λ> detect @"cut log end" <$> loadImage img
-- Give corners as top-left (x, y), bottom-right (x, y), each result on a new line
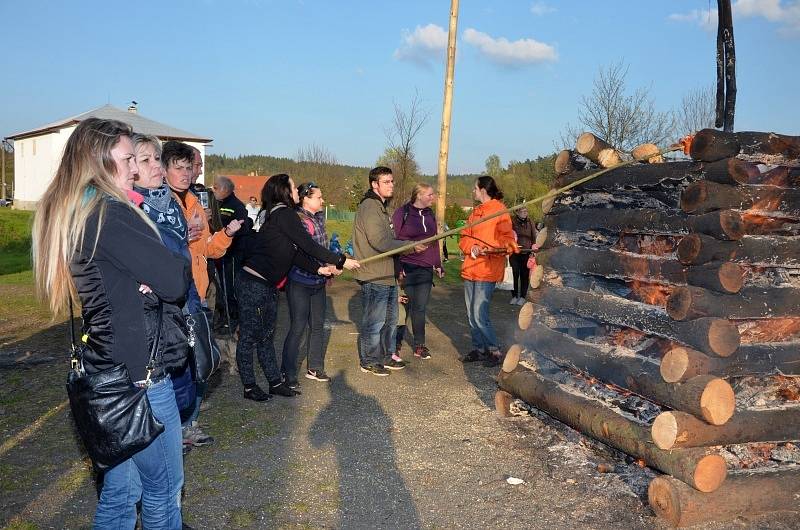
top-left (494, 390), bottom-right (514, 417)
top-left (677, 234), bottom-right (702, 265)
top-left (719, 210), bottom-right (744, 240)
top-left (648, 476), bottom-right (685, 526)
top-left (535, 227), bottom-right (548, 248)
top-left (555, 150), bottom-right (574, 175)
top-left (651, 412), bottom-right (680, 450)
top-left (632, 143), bottom-right (663, 163)
top-left (502, 344), bottom-right (522, 373)
top-left (693, 454), bottom-right (727, 492)
top-left (518, 302), bottom-right (534, 330)
top-left (718, 262), bottom-right (744, 293)
top-left (707, 319), bottom-right (740, 357)
top-left (530, 265), bottom-right (545, 289)
top-left (660, 348), bottom-right (691, 383)
top-left (541, 196), bottom-right (555, 215)
top-left (680, 182), bottom-right (709, 213)
top-left (700, 377), bottom-right (735, 426)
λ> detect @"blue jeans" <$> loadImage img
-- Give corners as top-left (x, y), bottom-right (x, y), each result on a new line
top-left (94, 377), bottom-right (183, 529)
top-left (358, 282), bottom-right (398, 366)
top-left (463, 280), bottom-right (499, 352)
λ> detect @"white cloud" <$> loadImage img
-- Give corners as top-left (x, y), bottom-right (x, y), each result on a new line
top-left (394, 24), bottom-right (448, 66)
top-left (668, 0), bottom-right (800, 35)
top-left (462, 28), bottom-right (557, 66)
top-left (530, 1), bottom-right (556, 16)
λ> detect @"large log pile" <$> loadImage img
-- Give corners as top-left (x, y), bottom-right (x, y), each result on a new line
top-left (499, 129), bottom-right (800, 527)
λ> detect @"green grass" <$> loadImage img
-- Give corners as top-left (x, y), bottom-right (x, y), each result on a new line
top-left (0, 209), bottom-right (33, 275)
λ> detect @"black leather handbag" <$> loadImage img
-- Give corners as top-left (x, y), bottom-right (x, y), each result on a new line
top-left (186, 307), bottom-right (220, 383)
top-left (66, 299), bottom-right (165, 472)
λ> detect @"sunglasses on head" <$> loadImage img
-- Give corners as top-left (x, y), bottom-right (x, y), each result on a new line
top-left (297, 182), bottom-right (318, 198)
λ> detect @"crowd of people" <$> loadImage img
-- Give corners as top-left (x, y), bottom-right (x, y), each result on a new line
top-left (31, 117), bottom-right (532, 528)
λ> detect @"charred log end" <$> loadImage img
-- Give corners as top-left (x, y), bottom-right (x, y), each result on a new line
top-left (502, 344), bottom-right (522, 373)
top-left (651, 412), bottom-right (680, 450)
top-left (494, 390), bottom-right (515, 417)
top-left (707, 319), bottom-right (740, 357)
top-left (518, 302), bottom-right (534, 330)
top-left (700, 377), bottom-right (735, 425)
top-left (666, 287), bottom-right (692, 321)
top-left (729, 157), bottom-right (761, 184)
top-left (718, 262), bottom-right (744, 293)
top-left (677, 234), bottom-right (701, 265)
top-left (648, 476), bottom-right (684, 526)
top-left (693, 454), bottom-right (727, 492)
top-left (719, 210), bottom-right (744, 240)
top-left (681, 182), bottom-right (709, 214)
top-left (660, 347), bottom-right (691, 383)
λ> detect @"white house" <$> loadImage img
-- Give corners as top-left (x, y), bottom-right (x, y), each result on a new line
top-left (6, 104), bottom-right (213, 209)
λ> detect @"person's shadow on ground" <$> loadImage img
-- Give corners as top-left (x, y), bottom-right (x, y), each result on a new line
top-left (308, 372), bottom-right (421, 529)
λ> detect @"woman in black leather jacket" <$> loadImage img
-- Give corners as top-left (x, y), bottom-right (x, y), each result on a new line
top-left (32, 118), bottom-right (191, 529)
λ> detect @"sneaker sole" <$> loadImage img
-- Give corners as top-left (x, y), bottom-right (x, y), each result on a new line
top-left (305, 374), bottom-right (331, 382)
top-left (360, 366), bottom-right (390, 376)
top-left (385, 365), bottom-right (406, 370)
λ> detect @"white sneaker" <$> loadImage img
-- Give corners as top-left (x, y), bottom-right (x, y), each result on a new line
top-left (509, 297), bottom-right (519, 305)
top-left (517, 298), bottom-right (526, 305)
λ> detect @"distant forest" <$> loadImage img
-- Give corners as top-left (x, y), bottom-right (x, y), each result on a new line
top-left (206, 152), bottom-right (557, 222)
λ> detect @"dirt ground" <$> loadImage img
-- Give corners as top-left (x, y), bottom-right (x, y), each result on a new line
top-left (1, 279), bottom-right (799, 529)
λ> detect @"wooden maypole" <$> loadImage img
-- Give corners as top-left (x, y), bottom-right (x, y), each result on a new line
top-left (435, 0), bottom-right (459, 251)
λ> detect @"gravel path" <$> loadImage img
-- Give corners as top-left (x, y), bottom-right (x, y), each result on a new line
top-left (2, 280), bottom-right (798, 529)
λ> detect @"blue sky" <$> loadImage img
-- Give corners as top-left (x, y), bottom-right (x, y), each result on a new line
top-left (2, 0), bottom-right (799, 174)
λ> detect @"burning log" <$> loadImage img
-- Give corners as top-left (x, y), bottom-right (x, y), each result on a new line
top-left (660, 346), bottom-right (800, 383)
top-left (537, 246), bottom-right (744, 294)
top-left (689, 129), bottom-right (800, 166)
top-left (555, 161), bottom-right (697, 189)
top-left (667, 285), bottom-right (800, 321)
top-left (677, 233), bottom-right (800, 267)
top-left (702, 158), bottom-right (762, 186)
top-left (528, 283), bottom-right (740, 356)
top-left (546, 208), bottom-right (744, 240)
top-left (520, 322), bottom-right (735, 425)
top-left (681, 180), bottom-right (800, 217)
top-left (651, 409), bottom-right (800, 450)
top-left (648, 470), bottom-right (800, 527)
top-left (497, 367), bottom-right (728, 492)
top-left (632, 143), bottom-right (664, 163)
top-left (575, 132), bottom-right (622, 167)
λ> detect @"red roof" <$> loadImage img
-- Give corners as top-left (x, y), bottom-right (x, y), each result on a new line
top-left (218, 174), bottom-right (269, 205)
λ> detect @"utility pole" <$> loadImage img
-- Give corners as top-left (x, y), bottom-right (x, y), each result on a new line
top-left (435, 0), bottom-right (459, 255)
top-left (1, 139), bottom-right (7, 201)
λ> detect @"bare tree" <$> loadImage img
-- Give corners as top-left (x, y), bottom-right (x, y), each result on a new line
top-left (675, 85), bottom-right (716, 137)
top-left (383, 89), bottom-right (430, 201)
top-left (295, 143), bottom-right (339, 189)
top-left (559, 62), bottom-right (675, 151)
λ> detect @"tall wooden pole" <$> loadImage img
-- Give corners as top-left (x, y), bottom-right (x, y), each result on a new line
top-left (435, 0), bottom-right (459, 254)
top-left (1, 140), bottom-right (6, 201)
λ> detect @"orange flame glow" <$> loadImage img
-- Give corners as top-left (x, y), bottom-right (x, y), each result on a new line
top-left (608, 328), bottom-right (646, 348)
top-left (629, 280), bottom-right (672, 307)
top-left (738, 318), bottom-right (800, 343)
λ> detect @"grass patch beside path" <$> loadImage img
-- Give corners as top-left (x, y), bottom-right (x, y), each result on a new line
top-left (0, 209), bottom-right (33, 276)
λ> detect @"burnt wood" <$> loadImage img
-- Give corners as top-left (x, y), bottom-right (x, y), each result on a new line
top-left (681, 180), bottom-right (800, 217)
top-left (520, 322), bottom-right (735, 425)
top-left (555, 161), bottom-right (698, 190)
top-left (497, 367), bottom-right (728, 492)
top-left (690, 129), bottom-right (800, 166)
top-left (528, 283), bottom-right (740, 356)
top-left (667, 285), bottom-right (800, 320)
top-left (649, 470), bottom-right (800, 527)
top-left (537, 246), bottom-right (743, 293)
top-left (546, 209), bottom-right (744, 240)
top-left (677, 233), bottom-right (800, 267)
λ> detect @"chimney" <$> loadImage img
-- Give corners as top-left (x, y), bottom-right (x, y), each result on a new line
top-left (127, 101), bottom-right (138, 114)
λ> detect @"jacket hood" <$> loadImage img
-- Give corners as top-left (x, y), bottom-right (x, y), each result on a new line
top-left (360, 188), bottom-right (390, 207)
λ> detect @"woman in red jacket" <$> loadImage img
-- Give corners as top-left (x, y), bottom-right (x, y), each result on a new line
top-left (458, 176), bottom-right (518, 367)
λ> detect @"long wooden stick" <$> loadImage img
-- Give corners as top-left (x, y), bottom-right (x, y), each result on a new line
top-left (358, 145), bottom-right (682, 264)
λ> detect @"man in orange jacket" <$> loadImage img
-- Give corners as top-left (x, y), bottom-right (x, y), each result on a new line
top-left (459, 176), bottom-right (518, 367)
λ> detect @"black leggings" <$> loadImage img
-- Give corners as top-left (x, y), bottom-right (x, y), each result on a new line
top-left (509, 253), bottom-right (529, 299)
top-left (402, 264), bottom-right (433, 347)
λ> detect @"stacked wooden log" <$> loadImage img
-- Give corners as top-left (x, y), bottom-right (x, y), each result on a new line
top-left (498, 130), bottom-right (800, 527)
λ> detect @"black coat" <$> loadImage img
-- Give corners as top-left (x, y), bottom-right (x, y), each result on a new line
top-left (71, 198), bottom-right (191, 381)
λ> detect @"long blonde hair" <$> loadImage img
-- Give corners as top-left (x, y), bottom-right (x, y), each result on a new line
top-left (32, 118), bottom-right (156, 315)
top-left (409, 182), bottom-right (433, 205)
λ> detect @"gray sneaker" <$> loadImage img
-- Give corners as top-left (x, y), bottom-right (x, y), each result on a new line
top-left (182, 423), bottom-right (214, 447)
